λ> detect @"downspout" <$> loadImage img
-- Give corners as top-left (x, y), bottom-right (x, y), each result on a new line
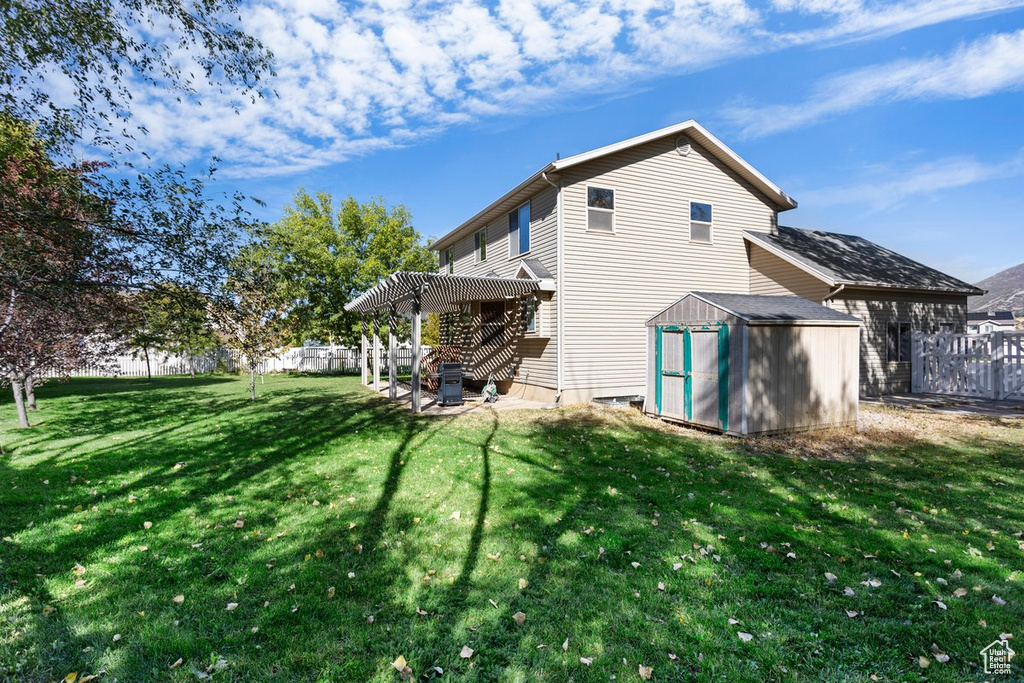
top-left (542, 170), bottom-right (563, 402)
top-left (823, 283), bottom-right (845, 304)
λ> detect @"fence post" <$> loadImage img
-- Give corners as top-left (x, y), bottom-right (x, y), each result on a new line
top-left (992, 331), bottom-right (1005, 400)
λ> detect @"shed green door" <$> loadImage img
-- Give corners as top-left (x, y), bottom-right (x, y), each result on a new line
top-left (655, 325), bottom-right (729, 431)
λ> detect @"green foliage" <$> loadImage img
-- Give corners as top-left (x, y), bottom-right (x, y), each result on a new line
top-left (0, 0), bottom-right (274, 152)
top-left (3, 376), bottom-right (1024, 681)
top-left (261, 190), bottom-right (436, 346)
top-left (125, 286), bottom-right (219, 365)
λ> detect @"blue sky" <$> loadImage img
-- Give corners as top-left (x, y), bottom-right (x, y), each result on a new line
top-left (130, 0), bottom-right (1024, 283)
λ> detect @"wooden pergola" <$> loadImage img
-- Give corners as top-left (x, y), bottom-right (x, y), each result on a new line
top-left (344, 272), bottom-right (542, 412)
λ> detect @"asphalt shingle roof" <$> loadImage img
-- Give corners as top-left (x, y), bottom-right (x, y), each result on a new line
top-left (689, 292), bottom-right (861, 323)
top-left (967, 311), bottom-right (1015, 322)
top-left (744, 226), bottom-right (984, 295)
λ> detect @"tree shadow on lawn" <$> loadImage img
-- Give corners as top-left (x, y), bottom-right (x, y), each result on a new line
top-left (0, 376), bottom-right (442, 681)
top-left (4, 380), bottom-right (1024, 682)
top-left (329, 406), bottom-right (1024, 682)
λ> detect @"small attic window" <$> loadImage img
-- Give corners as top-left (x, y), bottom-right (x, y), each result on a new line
top-left (690, 201), bottom-right (712, 243)
top-left (587, 186), bottom-right (614, 232)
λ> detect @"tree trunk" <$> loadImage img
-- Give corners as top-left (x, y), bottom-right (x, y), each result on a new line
top-left (189, 356), bottom-right (196, 379)
top-left (11, 380), bottom-right (29, 428)
top-left (143, 346), bottom-right (152, 381)
top-left (249, 366), bottom-right (256, 401)
top-left (25, 375), bottom-right (37, 411)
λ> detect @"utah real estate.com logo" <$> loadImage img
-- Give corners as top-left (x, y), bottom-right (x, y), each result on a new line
top-left (981, 638), bottom-right (1015, 675)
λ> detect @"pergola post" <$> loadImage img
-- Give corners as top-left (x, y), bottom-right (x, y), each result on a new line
top-left (360, 314), bottom-right (368, 385)
top-left (411, 290), bottom-right (422, 413)
top-left (388, 304), bottom-right (397, 401)
top-left (372, 311), bottom-right (381, 392)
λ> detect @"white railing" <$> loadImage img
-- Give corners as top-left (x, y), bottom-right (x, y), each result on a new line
top-left (912, 331), bottom-right (1024, 401)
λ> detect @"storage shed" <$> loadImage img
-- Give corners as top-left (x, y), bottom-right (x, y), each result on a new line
top-left (645, 292), bottom-right (861, 436)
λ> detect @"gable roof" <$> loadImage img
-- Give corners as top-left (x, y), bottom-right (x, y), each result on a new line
top-left (431, 120), bottom-right (797, 252)
top-left (967, 310), bottom-right (1015, 322)
top-left (745, 226), bottom-right (985, 296)
top-left (646, 292), bottom-right (861, 325)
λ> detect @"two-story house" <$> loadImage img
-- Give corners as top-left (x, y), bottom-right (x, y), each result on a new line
top-left (347, 120), bottom-right (982, 407)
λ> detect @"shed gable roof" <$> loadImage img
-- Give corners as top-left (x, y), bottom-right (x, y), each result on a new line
top-left (431, 120), bottom-right (796, 251)
top-left (745, 226), bottom-right (984, 296)
top-left (646, 292), bottom-right (861, 325)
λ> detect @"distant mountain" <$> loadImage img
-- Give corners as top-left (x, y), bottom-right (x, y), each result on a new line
top-left (970, 262), bottom-right (1024, 317)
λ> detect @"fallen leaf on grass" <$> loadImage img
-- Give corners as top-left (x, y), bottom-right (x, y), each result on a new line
top-left (933, 600), bottom-right (947, 610)
top-left (512, 612), bottom-right (526, 626)
top-left (172, 595), bottom-right (184, 604)
top-left (844, 587), bottom-right (856, 597)
top-left (845, 610), bottom-right (859, 618)
top-left (143, 521), bottom-right (152, 530)
top-left (416, 607), bottom-right (427, 616)
top-left (658, 582), bottom-right (665, 591)
top-left (668, 653), bottom-right (678, 661)
top-left (953, 588), bottom-right (968, 597)
top-left (563, 637), bottom-right (570, 651)
top-left (392, 655), bottom-right (413, 680)
top-left (518, 578), bottom-right (528, 590)
top-left (737, 632), bottom-right (753, 642)
top-left (488, 599), bottom-right (499, 609)
top-left (918, 656), bottom-right (930, 669)
top-left (460, 645), bottom-right (474, 659)
top-left (861, 579), bottom-right (881, 588)
top-left (639, 664), bottom-right (653, 679)
top-left (450, 511), bottom-right (461, 521)
top-left (72, 564), bottom-right (86, 576)
top-left (234, 520), bottom-right (244, 528)
top-left (993, 595), bottom-right (1007, 605)
top-left (580, 657), bottom-right (592, 666)
top-left (225, 602), bottom-right (238, 611)
top-left (327, 587), bottom-right (335, 599)
top-left (112, 634), bottom-right (121, 642)
top-left (631, 562), bottom-right (641, 569)
top-left (824, 572), bottom-right (837, 583)
top-left (728, 618), bottom-right (739, 625)
top-left (931, 644), bottom-right (950, 663)
top-left (169, 659), bottom-right (183, 670)
top-left (63, 674), bottom-right (77, 683)
top-left (672, 563), bottom-right (682, 571)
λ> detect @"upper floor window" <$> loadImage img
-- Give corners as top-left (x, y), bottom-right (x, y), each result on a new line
top-left (475, 228), bottom-right (487, 262)
top-left (445, 248), bottom-right (454, 274)
top-left (587, 186), bottom-right (615, 232)
top-left (508, 201), bottom-right (530, 257)
top-left (690, 201), bottom-right (712, 243)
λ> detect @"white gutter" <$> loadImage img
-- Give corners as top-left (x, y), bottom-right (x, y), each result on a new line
top-left (541, 171), bottom-right (564, 402)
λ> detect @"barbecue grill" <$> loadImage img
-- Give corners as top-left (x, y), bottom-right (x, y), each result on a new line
top-left (438, 363), bottom-right (463, 406)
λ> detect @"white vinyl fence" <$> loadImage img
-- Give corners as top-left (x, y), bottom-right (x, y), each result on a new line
top-left (912, 331), bottom-right (1024, 401)
top-left (58, 346), bottom-right (426, 378)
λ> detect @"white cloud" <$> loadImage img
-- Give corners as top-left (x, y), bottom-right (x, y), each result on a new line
top-left (797, 149), bottom-right (1024, 211)
top-left (111, 0), bottom-right (1024, 176)
top-left (726, 28), bottom-right (1024, 137)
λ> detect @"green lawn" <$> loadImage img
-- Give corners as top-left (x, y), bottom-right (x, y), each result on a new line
top-left (2, 375), bottom-right (1023, 682)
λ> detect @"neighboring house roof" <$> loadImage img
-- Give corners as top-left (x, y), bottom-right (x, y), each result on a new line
top-left (431, 120), bottom-right (798, 252)
top-left (967, 311), bottom-right (1015, 322)
top-left (647, 292), bottom-right (862, 325)
top-left (744, 226), bottom-right (985, 296)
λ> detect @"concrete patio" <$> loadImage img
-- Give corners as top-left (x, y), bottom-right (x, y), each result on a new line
top-left (862, 392), bottom-right (1024, 418)
top-left (376, 384), bottom-right (553, 415)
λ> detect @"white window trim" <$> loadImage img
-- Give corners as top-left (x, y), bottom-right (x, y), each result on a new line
top-left (585, 184), bottom-right (616, 234)
top-left (445, 248), bottom-right (454, 274)
top-left (508, 201), bottom-right (532, 260)
top-left (689, 199), bottom-right (714, 244)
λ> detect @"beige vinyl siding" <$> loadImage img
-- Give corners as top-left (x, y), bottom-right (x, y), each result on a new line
top-left (748, 245), bottom-right (831, 302)
top-left (442, 186), bottom-right (560, 389)
top-left (826, 289), bottom-right (968, 395)
top-left (561, 135), bottom-right (780, 398)
top-left (745, 324), bottom-right (859, 434)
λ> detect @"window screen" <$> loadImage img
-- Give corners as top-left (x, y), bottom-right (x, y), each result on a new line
top-left (523, 296), bottom-right (536, 333)
top-left (587, 187), bottom-right (615, 232)
top-left (690, 201), bottom-right (712, 243)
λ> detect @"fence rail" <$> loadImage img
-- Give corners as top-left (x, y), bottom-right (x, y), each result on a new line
top-left (912, 331), bottom-right (1024, 401)
top-left (53, 346), bottom-right (425, 378)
